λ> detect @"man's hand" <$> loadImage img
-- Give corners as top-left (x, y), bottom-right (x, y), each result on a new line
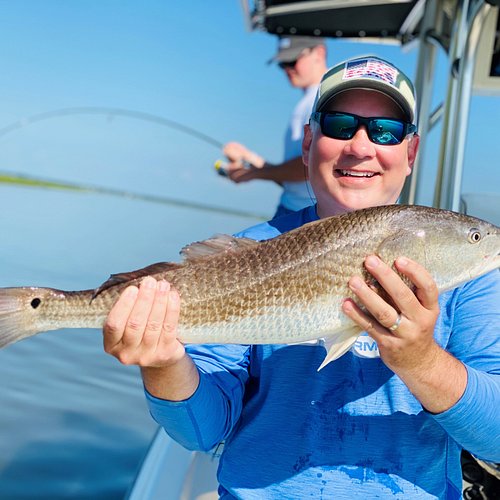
top-left (103, 276), bottom-right (200, 401)
top-left (223, 141), bottom-right (265, 176)
top-left (220, 142), bottom-right (265, 184)
top-left (103, 276), bottom-right (185, 368)
top-left (342, 255), bottom-right (467, 413)
top-left (223, 142), bottom-right (265, 167)
top-left (225, 163), bottom-right (262, 183)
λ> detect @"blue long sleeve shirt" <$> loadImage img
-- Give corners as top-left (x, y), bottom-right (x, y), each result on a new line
top-left (146, 205), bottom-right (500, 499)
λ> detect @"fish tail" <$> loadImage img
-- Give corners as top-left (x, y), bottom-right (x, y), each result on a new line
top-left (0, 288), bottom-right (39, 348)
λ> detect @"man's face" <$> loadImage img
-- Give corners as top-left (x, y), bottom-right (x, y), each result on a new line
top-left (302, 89), bottom-right (419, 218)
top-left (282, 47), bottom-right (321, 88)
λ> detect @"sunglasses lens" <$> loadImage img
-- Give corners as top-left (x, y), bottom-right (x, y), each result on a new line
top-left (322, 114), bottom-right (358, 140)
top-left (279, 60), bottom-right (297, 69)
top-left (368, 119), bottom-right (405, 145)
top-left (314, 112), bottom-right (412, 145)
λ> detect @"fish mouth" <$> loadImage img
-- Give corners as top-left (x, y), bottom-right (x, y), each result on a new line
top-left (335, 169), bottom-right (379, 178)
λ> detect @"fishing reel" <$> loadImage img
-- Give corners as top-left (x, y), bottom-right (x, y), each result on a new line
top-left (214, 159), bottom-right (253, 177)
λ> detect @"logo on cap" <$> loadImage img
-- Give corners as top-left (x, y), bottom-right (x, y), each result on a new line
top-left (343, 58), bottom-right (399, 86)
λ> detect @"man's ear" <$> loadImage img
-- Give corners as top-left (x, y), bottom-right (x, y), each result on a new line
top-left (312, 44), bottom-right (326, 61)
top-left (302, 123), bottom-right (313, 167)
top-left (406, 133), bottom-right (420, 175)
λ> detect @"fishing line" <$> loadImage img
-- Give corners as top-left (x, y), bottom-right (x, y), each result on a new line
top-left (0, 171), bottom-right (267, 221)
top-left (0, 106), bottom-right (224, 149)
top-left (0, 107), bottom-right (268, 219)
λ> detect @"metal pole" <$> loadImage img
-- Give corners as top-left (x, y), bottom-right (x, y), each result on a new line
top-left (441, 0), bottom-right (490, 210)
top-left (400, 0), bottom-right (441, 205)
top-left (434, 0), bottom-right (490, 211)
top-left (433, 0), bottom-right (470, 207)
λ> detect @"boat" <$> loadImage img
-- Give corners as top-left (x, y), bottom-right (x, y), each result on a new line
top-left (127, 1), bottom-right (500, 498)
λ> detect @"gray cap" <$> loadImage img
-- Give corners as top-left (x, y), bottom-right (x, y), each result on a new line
top-left (313, 56), bottom-right (417, 123)
top-left (268, 36), bottom-right (325, 64)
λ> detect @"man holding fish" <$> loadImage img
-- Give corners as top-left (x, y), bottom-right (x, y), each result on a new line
top-left (103, 57), bottom-right (499, 498)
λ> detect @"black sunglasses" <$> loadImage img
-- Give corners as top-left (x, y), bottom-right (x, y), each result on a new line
top-left (278, 60), bottom-right (298, 70)
top-left (310, 111), bottom-right (417, 145)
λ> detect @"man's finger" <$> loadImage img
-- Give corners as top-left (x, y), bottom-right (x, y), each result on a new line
top-left (364, 255), bottom-right (420, 318)
top-left (395, 257), bottom-right (439, 312)
top-left (103, 285), bottom-right (139, 351)
top-left (121, 276), bottom-right (157, 348)
top-left (347, 275), bottom-right (402, 332)
top-left (141, 280), bottom-right (171, 349)
top-left (158, 288), bottom-right (181, 349)
top-left (342, 298), bottom-right (392, 344)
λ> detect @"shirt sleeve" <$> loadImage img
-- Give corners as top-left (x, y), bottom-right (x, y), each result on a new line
top-left (145, 344), bottom-right (251, 452)
top-left (430, 271), bottom-right (500, 461)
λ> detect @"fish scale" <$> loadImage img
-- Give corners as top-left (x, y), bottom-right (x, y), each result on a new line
top-left (0, 205), bottom-right (499, 369)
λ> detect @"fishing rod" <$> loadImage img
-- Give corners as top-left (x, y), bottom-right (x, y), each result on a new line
top-left (0, 107), bottom-right (267, 220)
top-left (0, 106), bottom-right (224, 149)
top-left (0, 171), bottom-right (267, 221)
top-left (0, 106), bottom-right (240, 177)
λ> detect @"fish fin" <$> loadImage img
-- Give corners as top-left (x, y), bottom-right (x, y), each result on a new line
top-left (180, 234), bottom-right (259, 261)
top-left (376, 230), bottom-right (426, 292)
top-left (93, 261), bottom-right (182, 298)
top-left (317, 326), bottom-right (362, 371)
top-left (377, 230), bottom-right (425, 265)
top-left (289, 338), bottom-right (323, 346)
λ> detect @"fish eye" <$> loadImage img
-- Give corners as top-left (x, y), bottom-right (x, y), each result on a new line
top-left (31, 298), bottom-right (41, 309)
top-left (468, 229), bottom-right (482, 244)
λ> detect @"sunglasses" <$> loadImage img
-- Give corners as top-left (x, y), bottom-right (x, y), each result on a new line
top-left (278, 60), bottom-right (298, 70)
top-left (310, 111), bottom-right (417, 145)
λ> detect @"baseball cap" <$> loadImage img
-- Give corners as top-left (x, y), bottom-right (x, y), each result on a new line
top-left (268, 36), bottom-right (325, 64)
top-left (312, 56), bottom-right (417, 123)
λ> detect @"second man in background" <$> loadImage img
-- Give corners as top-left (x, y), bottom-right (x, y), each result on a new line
top-left (222, 36), bottom-right (327, 218)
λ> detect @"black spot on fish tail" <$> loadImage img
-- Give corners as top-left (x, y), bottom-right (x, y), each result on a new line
top-left (30, 298), bottom-right (41, 309)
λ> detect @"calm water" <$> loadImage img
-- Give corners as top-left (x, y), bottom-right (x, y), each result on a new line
top-left (0, 181), bottom-right (271, 499)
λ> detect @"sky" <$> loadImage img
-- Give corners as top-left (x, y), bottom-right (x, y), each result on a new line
top-left (0, 0), bottom-right (498, 220)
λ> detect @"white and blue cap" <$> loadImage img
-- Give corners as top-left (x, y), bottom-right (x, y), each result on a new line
top-left (313, 56), bottom-right (417, 123)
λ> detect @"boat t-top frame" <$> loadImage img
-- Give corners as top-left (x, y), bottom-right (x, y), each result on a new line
top-left (241, 0), bottom-right (500, 213)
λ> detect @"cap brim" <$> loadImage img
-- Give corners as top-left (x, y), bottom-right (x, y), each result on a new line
top-left (268, 48), bottom-right (305, 65)
top-left (268, 39), bottom-right (325, 65)
top-left (318, 81), bottom-right (414, 123)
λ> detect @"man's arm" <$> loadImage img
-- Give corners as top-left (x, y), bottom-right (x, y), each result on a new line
top-left (103, 277), bottom-right (250, 451)
top-left (222, 141), bottom-right (308, 184)
top-left (228, 156), bottom-right (308, 184)
top-left (144, 344), bottom-right (251, 452)
top-left (342, 255), bottom-right (466, 414)
top-left (343, 258), bottom-right (500, 459)
top-left (430, 272), bottom-right (500, 460)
